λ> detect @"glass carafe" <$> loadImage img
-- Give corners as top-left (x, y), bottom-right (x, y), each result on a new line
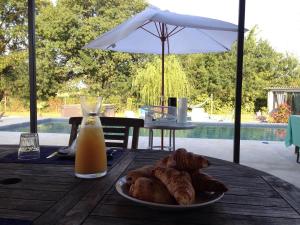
top-left (75, 96), bottom-right (107, 178)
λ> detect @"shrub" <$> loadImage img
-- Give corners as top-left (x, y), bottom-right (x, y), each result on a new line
top-left (6, 97), bottom-right (28, 112)
top-left (269, 103), bottom-right (291, 123)
top-left (46, 97), bottom-right (64, 113)
top-left (241, 102), bottom-right (255, 114)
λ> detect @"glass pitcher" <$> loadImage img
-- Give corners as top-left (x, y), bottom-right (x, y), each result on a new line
top-left (75, 96), bottom-right (107, 178)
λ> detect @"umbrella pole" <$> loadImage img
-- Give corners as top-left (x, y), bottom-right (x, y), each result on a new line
top-left (161, 25), bottom-right (166, 106)
top-left (161, 47), bottom-right (165, 104)
top-left (161, 24), bottom-right (166, 150)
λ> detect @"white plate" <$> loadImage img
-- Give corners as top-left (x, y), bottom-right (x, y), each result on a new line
top-left (115, 176), bottom-right (224, 211)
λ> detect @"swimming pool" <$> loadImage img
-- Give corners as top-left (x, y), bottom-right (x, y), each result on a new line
top-left (0, 119), bottom-right (287, 141)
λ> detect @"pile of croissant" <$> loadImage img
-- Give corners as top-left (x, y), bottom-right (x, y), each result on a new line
top-left (126, 148), bottom-right (228, 205)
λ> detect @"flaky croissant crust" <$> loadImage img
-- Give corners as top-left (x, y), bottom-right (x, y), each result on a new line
top-left (154, 167), bottom-right (195, 205)
top-left (190, 170), bottom-right (228, 193)
top-left (126, 165), bottom-right (154, 185)
top-left (156, 148), bottom-right (209, 171)
top-left (126, 149), bottom-right (227, 205)
top-left (129, 177), bottom-right (174, 204)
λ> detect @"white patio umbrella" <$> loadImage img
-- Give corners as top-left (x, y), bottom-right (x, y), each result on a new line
top-left (84, 6), bottom-right (241, 102)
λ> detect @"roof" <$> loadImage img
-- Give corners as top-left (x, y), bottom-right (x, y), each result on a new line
top-left (266, 87), bottom-right (300, 92)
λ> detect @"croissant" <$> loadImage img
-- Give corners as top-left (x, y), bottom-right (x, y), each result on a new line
top-left (155, 155), bottom-right (176, 168)
top-left (190, 170), bottom-right (228, 193)
top-left (153, 167), bottom-right (195, 205)
top-left (172, 148), bottom-right (209, 171)
top-left (126, 165), bottom-right (154, 185)
top-left (129, 177), bottom-right (174, 204)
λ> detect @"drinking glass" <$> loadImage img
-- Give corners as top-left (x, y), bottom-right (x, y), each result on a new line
top-left (18, 133), bottom-right (40, 160)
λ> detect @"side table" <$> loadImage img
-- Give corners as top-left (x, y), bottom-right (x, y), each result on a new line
top-left (144, 122), bottom-right (196, 151)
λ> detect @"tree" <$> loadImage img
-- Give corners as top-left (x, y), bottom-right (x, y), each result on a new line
top-left (180, 26), bottom-right (300, 113)
top-left (0, 0), bottom-right (50, 104)
top-left (242, 27), bottom-right (300, 112)
top-left (35, 0), bottom-right (147, 105)
top-left (1, 1), bottom-right (300, 114)
top-left (132, 55), bottom-right (191, 106)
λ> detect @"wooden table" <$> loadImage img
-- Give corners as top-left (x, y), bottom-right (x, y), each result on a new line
top-left (0, 145), bottom-right (300, 225)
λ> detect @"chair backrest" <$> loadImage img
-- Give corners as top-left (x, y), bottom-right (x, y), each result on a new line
top-left (68, 117), bottom-right (144, 150)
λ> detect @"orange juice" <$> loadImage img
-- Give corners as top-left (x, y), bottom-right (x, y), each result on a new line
top-left (75, 126), bottom-right (107, 178)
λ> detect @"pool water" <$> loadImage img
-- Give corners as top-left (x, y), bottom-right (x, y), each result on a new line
top-left (0, 119), bottom-right (287, 141)
top-left (2, 120), bottom-right (72, 133)
top-left (148, 126), bottom-right (287, 141)
top-left (37, 121), bottom-right (71, 133)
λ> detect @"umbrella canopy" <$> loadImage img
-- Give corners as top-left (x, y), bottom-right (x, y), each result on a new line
top-left (84, 6), bottom-right (241, 100)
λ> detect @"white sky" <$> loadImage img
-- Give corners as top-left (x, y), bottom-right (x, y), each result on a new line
top-left (148, 0), bottom-right (300, 59)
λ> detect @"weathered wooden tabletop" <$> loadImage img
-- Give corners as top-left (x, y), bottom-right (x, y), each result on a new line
top-left (0, 145), bottom-right (300, 225)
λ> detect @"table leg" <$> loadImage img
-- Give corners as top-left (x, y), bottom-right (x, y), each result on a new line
top-left (169, 129), bottom-right (172, 151)
top-left (161, 129), bottom-right (164, 151)
top-left (148, 129), bottom-right (151, 149)
top-left (149, 129), bottom-right (154, 150)
top-left (172, 129), bottom-right (175, 151)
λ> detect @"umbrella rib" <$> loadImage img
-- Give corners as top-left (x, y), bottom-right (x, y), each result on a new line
top-left (155, 22), bottom-right (162, 37)
top-left (167, 26), bottom-right (179, 37)
top-left (168, 26), bottom-right (178, 35)
top-left (168, 27), bottom-right (185, 37)
top-left (138, 20), bottom-right (160, 38)
top-left (198, 29), bottom-right (230, 51)
top-left (140, 20), bottom-right (152, 27)
top-left (140, 26), bottom-right (160, 38)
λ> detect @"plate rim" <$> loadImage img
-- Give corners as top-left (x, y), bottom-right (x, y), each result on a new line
top-left (115, 176), bottom-right (224, 209)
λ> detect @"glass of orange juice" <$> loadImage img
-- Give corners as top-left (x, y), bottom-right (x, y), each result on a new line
top-left (75, 96), bottom-right (107, 178)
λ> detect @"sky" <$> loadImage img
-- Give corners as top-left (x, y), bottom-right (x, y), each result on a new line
top-left (147, 0), bottom-right (300, 59)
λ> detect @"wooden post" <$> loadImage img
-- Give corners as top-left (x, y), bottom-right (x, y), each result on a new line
top-left (233, 0), bottom-right (246, 164)
top-left (28, 0), bottom-right (37, 133)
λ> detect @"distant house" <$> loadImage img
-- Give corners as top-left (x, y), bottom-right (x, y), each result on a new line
top-left (267, 87), bottom-right (300, 114)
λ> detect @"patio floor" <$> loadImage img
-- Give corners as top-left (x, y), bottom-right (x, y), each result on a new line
top-left (0, 131), bottom-right (299, 188)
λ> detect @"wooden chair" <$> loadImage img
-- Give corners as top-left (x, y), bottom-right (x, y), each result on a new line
top-left (68, 117), bottom-right (144, 150)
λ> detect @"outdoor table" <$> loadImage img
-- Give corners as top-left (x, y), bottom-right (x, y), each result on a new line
top-left (285, 115), bottom-right (300, 162)
top-left (0, 145), bottom-right (300, 225)
top-left (144, 122), bottom-right (196, 151)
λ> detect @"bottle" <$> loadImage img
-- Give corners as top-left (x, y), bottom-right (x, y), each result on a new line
top-left (168, 97), bottom-right (177, 118)
top-left (75, 96), bottom-right (107, 178)
top-left (177, 98), bottom-right (188, 123)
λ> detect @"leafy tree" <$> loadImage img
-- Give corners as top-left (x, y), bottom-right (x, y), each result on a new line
top-left (242, 27), bottom-right (300, 112)
top-left (35, 0), bottom-right (147, 104)
top-left (0, 0), bottom-right (50, 105)
top-left (1, 1), bottom-right (300, 115)
top-left (180, 51), bottom-right (236, 111)
top-left (180, 26), bottom-right (300, 113)
top-left (132, 55), bottom-right (191, 106)
top-left (0, 0), bottom-right (28, 101)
